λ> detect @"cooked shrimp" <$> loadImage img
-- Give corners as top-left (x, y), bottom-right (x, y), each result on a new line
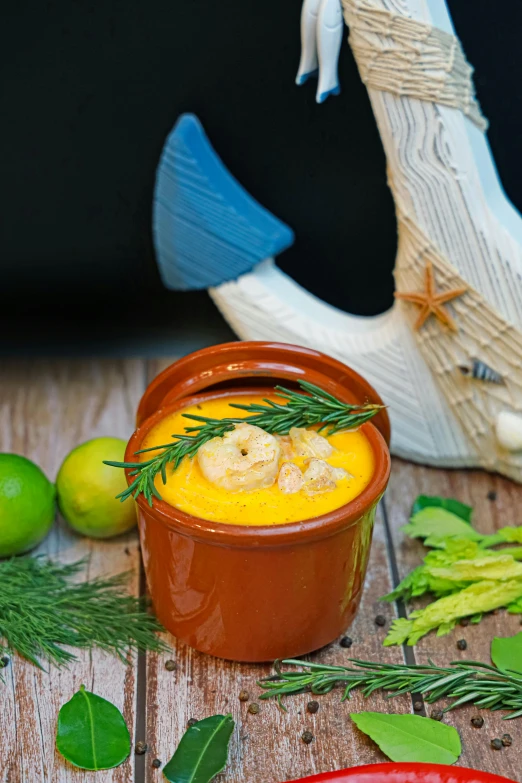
top-left (278, 462), bottom-right (304, 494)
top-left (289, 427), bottom-right (334, 459)
top-left (303, 458), bottom-right (349, 495)
top-left (197, 422), bottom-right (281, 491)
top-left (277, 435), bottom-right (295, 461)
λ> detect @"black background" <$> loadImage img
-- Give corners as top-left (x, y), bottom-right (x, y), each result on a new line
top-left (2, 1), bottom-right (521, 351)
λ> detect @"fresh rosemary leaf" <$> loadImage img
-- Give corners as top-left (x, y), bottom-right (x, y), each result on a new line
top-left (106, 380), bottom-right (384, 505)
top-left (351, 712), bottom-right (461, 765)
top-left (0, 556), bottom-right (167, 669)
top-left (491, 632), bottom-right (522, 675)
top-left (163, 714), bottom-right (234, 783)
top-left (56, 685), bottom-right (131, 770)
top-left (258, 656), bottom-right (522, 718)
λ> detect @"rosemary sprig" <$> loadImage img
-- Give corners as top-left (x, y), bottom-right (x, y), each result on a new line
top-left (258, 658), bottom-right (522, 719)
top-left (109, 420), bottom-right (237, 506)
top-left (0, 556), bottom-right (167, 674)
top-left (106, 381), bottom-right (383, 506)
top-left (226, 381), bottom-right (382, 435)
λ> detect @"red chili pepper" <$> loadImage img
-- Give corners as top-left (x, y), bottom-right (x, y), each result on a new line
top-left (287, 763), bottom-right (515, 783)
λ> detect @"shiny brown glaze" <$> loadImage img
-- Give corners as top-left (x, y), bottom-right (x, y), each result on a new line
top-left (136, 341), bottom-right (390, 444)
top-left (127, 343), bottom-right (391, 661)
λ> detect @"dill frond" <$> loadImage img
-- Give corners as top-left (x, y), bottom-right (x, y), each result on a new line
top-left (0, 556), bottom-right (167, 673)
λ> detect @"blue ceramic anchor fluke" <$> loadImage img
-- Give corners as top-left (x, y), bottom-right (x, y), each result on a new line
top-left (152, 114), bottom-right (295, 290)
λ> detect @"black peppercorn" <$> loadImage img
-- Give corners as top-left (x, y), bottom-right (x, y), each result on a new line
top-left (164, 659), bottom-right (177, 672)
top-left (457, 639), bottom-right (467, 650)
top-left (248, 703), bottom-right (260, 715)
top-left (471, 716), bottom-right (484, 728)
top-left (502, 734), bottom-right (513, 747)
top-left (413, 701), bottom-right (423, 712)
top-left (302, 731), bottom-right (314, 744)
top-left (430, 709), bottom-right (444, 721)
top-left (152, 759), bottom-right (162, 769)
top-left (459, 617), bottom-right (470, 627)
top-left (0, 655), bottom-right (10, 668)
top-left (340, 636), bottom-right (353, 649)
top-left (487, 490), bottom-right (497, 501)
top-left (239, 689), bottom-right (250, 702)
top-left (375, 615), bottom-right (386, 627)
top-left (307, 701), bottom-right (320, 714)
top-left (491, 738), bottom-right (503, 750)
top-left (135, 741), bottom-right (148, 755)
top-left (187, 718), bottom-right (198, 727)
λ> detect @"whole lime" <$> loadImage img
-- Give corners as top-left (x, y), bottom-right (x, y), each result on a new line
top-left (0, 454), bottom-right (56, 557)
top-left (56, 437), bottom-right (136, 539)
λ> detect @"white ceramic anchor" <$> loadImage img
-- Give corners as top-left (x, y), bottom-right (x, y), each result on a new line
top-left (209, 0), bottom-right (522, 482)
top-left (296, 0), bottom-right (344, 103)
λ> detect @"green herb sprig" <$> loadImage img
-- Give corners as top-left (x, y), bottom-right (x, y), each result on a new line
top-left (0, 556), bottom-right (167, 672)
top-left (106, 381), bottom-right (383, 506)
top-left (258, 658), bottom-right (522, 719)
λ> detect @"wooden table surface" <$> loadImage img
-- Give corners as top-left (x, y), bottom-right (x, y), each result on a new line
top-left (1, 358), bottom-right (521, 783)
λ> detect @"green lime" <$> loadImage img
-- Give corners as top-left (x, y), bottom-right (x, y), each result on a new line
top-left (0, 454), bottom-right (56, 557)
top-left (56, 437), bottom-right (136, 539)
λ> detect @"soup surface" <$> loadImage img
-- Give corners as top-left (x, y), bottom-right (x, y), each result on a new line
top-left (141, 394), bottom-right (375, 525)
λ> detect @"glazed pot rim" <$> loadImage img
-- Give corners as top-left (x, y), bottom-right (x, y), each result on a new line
top-left (136, 340), bottom-right (391, 444)
top-left (125, 387), bottom-right (391, 548)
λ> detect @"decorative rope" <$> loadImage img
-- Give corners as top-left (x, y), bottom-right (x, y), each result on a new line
top-left (342, 0), bottom-right (488, 131)
top-left (339, 0), bottom-right (522, 478)
top-left (393, 207), bottom-right (522, 481)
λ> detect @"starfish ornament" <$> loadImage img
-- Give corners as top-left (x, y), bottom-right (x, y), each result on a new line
top-left (394, 261), bottom-right (468, 332)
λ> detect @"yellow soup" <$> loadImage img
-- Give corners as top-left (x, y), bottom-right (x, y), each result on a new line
top-left (141, 395), bottom-right (375, 526)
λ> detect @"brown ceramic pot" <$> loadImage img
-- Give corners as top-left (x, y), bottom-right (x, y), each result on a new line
top-left (127, 342), bottom-right (391, 662)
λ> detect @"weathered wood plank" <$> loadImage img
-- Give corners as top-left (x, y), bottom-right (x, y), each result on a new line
top-left (385, 458), bottom-right (522, 781)
top-left (0, 360), bottom-right (146, 783)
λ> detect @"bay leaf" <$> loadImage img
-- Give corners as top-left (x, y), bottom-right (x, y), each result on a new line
top-left (411, 495), bottom-right (473, 523)
top-left (491, 631), bottom-right (522, 674)
top-left (163, 714), bottom-right (234, 783)
top-left (56, 685), bottom-right (131, 770)
top-left (351, 712), bottom-right (461, 765)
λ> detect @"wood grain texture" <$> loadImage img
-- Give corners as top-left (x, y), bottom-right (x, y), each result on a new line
top-left (385, 457), bottom-right (522, 781)
top-left (3, 355), bottom-right (521, 781)
top-left (0, 360), bottom-right (146, 783)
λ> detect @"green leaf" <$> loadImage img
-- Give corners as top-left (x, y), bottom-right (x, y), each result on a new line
top-left (427, 554), bottom-right (522, 583)
top-left (382, 618), bottom-right (413, 647)
top-left (506, 597), bottom-right (522, 614)
top-left (497, 527), bottom-right (522, 544)
top-left (384, 579), bottom-right (522, 646)
top-left (163, 714), bottom-right (234, 783)
top-left (491, 632), bottom-right (522, 674)
top-left (56, 686), bottom-right (130, 770)
top-left (351, 712), bottom-right (461, 765)
top-left (402, 508), bottom-right (482, 543)
top-left (381, 566), bottom-right (429, 602)
top-left (411, 495), bottom-right (473, 523)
